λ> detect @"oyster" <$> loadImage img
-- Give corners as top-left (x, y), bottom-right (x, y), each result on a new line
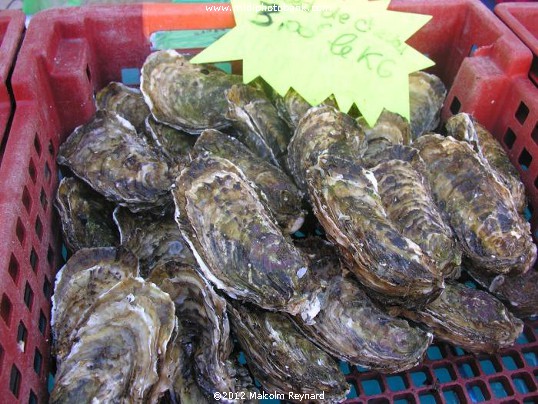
top-left (392, 282), bottom-right (524, 354)
top-left (413, 134), bottom-right (536, 274)
top-left (371, 159), bottom-right (461, 278)
top-left (173, 154), bottom-right (322, 321)
top-left (148, 261), bottom-right (247, 402)
top-left (141, 50), bottom-right (242, 134)
top-left (446, 112), bottom-right (527, 213)
top-left (50, 277), bottom-right (175, 403)
top-left (228, 302), bottom-right (350, 403)
top-left (287, 105), bottom-right (367, 192)
top-left (306, 152), bottom-right (444, 307)
top-left (146, 115), bottom-right (196, 164)
top-left (293, 237), bottom-right (343, 286)
top-left (113, 207), bottom-right (196, 277)
top-left (193, 129), bottom-right (305, 233)
top-left (359, 110), bottom-right (412, 161)
top-left (55, 177), bottom-right (119, 252)
top-left (277, 88), bottom-right (338, 129)
top-left (409, 71), bottom-right (446, 139)
top-left (57, 110), bottom-right (177, 212)
top-left (294, 275), bottom-right (432, 372)
top-left (466, 267), bottom-right (538, 318)
top-left (95, 81), bottom-right (150, 132)
top-left (225, 84), bottom-right (293, 169)
top-left (51, 247), bottom-right (138, 361)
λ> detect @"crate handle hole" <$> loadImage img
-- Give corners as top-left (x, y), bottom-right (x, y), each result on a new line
top-left (44, 162), bottom-right (51, 184)
top-left (38, 310), bottom-right (46, 335)
top-left (532, 122), bottom-right (538, 147)
top-left (35, 216), bottom-right (43, 241)
top-left (28, 159), bottom-right (37, 184)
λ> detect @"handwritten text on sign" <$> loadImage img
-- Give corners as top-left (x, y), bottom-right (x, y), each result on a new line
top-left (192, 0), bottom-right (434, 126)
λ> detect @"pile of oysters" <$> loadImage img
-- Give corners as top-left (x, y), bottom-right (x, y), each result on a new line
top-left (50, 50), bottom-right (538, 403)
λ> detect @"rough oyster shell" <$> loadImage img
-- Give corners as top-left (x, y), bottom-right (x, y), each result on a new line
top-left (141, 50), bottom-right (242, 134)
top-left (409, 71), bottom-right (446, 139)
top-left (225, 83), bottom-right (292, 169)
top-left (96, 81), bottom-right (150, 132)
top-left (54, 177), bottom-right (119, 252)
top-left (466, 267), bottom-right (538, 319)
top-left (287, 105), bottom-right (367, 192)
top-left (228, 302), bottom-right (350, 403)
top-left (306, 152), bottom-right (444, 307)
top-left (371, 159), bottom-right (461, 278)
top-left (293, 237), bottom-right (343, 286)
top-left (51, 247), bottom-right (138, 361)
top-left (57, 110), bottom-right (177, 212)
top-left (113, 207), bottom-right (196, 277)
top-left (413, 134), bottom-right (536, 274)
top-left (173, 154), bottom-right (322, 321)
top-left (277, 88), bottom-right (339, 129)
top-left (294, 275), bottom-right (432, 372)
top-left (193, 129), bottom-right (305, 233)
top-left (446, 112), bottom-right (527, 213)
top-left (392, 282), bottom-right (524, 354)
top-left (359, 110), bottom-right (412, 161)
top-left (148, 261), bottom-right (248, 402)
top-left (145, 115), bottom-right (197, 165)
top-left (50, 277), bottom-right (175, 403)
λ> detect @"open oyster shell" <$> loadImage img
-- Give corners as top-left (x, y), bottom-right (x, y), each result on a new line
top-left (55, 177), bottom-right (119, 252)
top-left (371, 159), bottom-right (462, 278)
top-left (413, 134), bottom-right (536, 274)
top-left (287, 105), bottom-right (367, 192)
top-left (392, 282), bottom-right (524, 354)
top-left (96, 81), bottom-right (150, 132)
top-left (51, 247), bottom-right (138, 361)
top-left (466, 267), bottom-right (538, 319)
top-left (173, 154), bottom-right (322, 321)
top-left (225, 84), bottom-right (293, 169)
top-left (57, 110), bottom-right (177, 212)
top-left (193, 129), bottom-right (305, 233)
top-left (113, 207), bottom-right (196, 278)
top-left (409, 71), bottom-right (446, 139)
top-left (446, 112), bottom-right (527, 213)
top-left (141, 50), bottom-right (242, 134)
top-left (50, 277), bottom-right (175, 403)
top-left (228, 302), bottom-right (350, 403)
top-left (306, 152), bottom-right (444, 307)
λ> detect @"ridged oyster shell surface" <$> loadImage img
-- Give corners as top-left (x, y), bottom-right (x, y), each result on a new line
top-left (173, 154), bottom-right (322, 321)
top-left (141, 50), bottom-right (242, 134)
top-left (306, 153), bottom-right (444, 307)
top-left (57, 110), bottom-right (177, 212)
top-left (413, 134), bottom-right (536, 275)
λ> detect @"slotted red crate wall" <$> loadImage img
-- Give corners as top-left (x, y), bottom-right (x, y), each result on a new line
top-left (0, 10), bottom-right (24, 156)
top-left (0, 1), bottom-right (537, 403)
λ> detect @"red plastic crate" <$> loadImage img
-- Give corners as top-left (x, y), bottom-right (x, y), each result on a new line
top-left (1, 1), bottom-right (537, 402)
top-left (0, 10), bottom-right (24, 159)
top-left (493, 2), bottom-right (538, 238)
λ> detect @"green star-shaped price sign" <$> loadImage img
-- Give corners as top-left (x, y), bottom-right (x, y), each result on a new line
top-left (191, 0), bottom-right (434, 126)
